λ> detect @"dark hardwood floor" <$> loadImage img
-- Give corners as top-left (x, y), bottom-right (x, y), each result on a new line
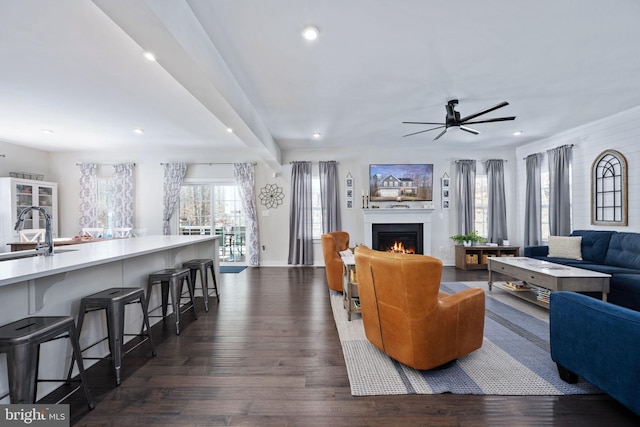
top-left (52, 266), bottom-right (638, 426)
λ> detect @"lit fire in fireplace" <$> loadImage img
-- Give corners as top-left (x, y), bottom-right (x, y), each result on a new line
top-left (387, 241), bottom-right (415, 254)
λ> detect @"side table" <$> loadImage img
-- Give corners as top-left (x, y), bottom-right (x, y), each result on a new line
top-left (340, 252), bottom-right (360, 321)
top-left (455, 245), bottom-right (520, 270)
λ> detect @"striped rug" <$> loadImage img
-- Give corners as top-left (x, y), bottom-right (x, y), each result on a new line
top-left (331, 281), bottom-right (601, 396)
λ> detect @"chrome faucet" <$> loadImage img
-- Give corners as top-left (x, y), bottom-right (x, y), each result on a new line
top-left (14, 206), bottom-right (54, 256)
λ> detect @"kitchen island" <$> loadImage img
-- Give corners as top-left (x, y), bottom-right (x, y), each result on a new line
top-left (0, 234), bottom-right (219, 402)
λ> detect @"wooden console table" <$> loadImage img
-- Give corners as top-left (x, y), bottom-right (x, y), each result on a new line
top-left (455, 244), bottom-right (520, 270)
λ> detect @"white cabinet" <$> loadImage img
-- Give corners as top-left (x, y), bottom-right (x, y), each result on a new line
top-left (0, 178), bottom-right (58, 252)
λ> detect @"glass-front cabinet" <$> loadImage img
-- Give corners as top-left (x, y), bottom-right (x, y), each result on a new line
top-left (0, 177), bottom-right (59, 252)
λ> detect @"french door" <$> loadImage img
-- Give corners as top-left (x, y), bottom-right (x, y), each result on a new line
top-left (179, 183), bottom-right (245, 263)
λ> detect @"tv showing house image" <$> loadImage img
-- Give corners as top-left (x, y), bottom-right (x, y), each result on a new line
top-left (369, 164), bottom-right (433, 202)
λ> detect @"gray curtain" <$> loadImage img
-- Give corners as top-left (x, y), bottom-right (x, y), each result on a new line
top-left (485, 159), bottom-right (507, 244)
top-left (319, 160), bottom-right (342, 233)
top-left (162, 163), bottom-right (187, 235)
top-left (233, 163), bottom-right (260, 266)
top-left (112, 163), bottom-right (134, 228)
top-left (548, 145), bottom-right (573, 236)
top-left (78, 163), bottom-right (98, 231)
top-left (455, 160), bottom-right (476, 234)
top-left (288, 161), bottom-right (313, 265)
top-left (524, 153), bottom-right (543, 245)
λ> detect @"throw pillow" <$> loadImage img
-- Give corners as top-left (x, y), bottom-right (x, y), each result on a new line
top-left (548, 236), bottom-right (583, 260)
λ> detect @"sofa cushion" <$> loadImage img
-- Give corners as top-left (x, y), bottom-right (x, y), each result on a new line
top-left (609, 274), bottom-right (640, 311)
top-left (567, 263), bottom-right (640, 276)
top-left (604, 232), bottom-right (640, 270)
top-left (548, 236), bottom-right (582, 260)
top-left (570, 230), bottom-right (615, 264)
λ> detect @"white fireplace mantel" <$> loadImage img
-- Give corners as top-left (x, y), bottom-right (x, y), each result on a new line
top-left (362, 208), bottom-right (433, 255)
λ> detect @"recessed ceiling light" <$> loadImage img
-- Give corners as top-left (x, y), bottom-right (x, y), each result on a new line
top-left (41, 129), bottom-right (54, 134)
top-left (312, 132), bottom-right (321, 138)
top-left (513, 131), bottom-right (523, 136)
top-left (133, 128), bottom-right (144, 134)
top-left (226, 127), bottom-right (233, 133)
top-left (301, 25), bottom-right (320, 41)
top-left (143, 51), bottom-right (156, 61)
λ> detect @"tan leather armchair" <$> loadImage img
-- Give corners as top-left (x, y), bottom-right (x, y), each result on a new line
top-left (321, 232), bottom-right (350, 292)
top-left (354, 245), bottom-right (485, 370)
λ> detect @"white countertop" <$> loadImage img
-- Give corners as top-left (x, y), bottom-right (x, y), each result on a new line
top-left (0, 235), bottom-right (218, 287)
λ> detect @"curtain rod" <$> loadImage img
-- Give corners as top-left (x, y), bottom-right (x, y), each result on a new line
top-left (454, 159), bottom-right (508, 163)
top-left (289, 161), bottom-right (339, 164)
top-left (76, 162), bottom-right (136, 166)
top-left (522, 143), bottom-right (574, 160)
top-left (159, 162), bottom-right (257, 166)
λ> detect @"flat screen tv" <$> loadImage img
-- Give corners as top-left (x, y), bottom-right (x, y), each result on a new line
top-left (369, 164), bottom-right (433, 202)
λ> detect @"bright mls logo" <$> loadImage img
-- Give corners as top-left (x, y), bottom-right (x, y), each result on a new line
top-left (1, 405), bottom-right (69, 427)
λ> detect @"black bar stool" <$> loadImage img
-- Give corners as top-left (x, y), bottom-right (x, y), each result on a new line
top-left (0, 316), bottom-right (94, 409)
top-left (69, 287), bottom-right (157, 386)
top-left (145, 268), bottom-right (197, 335)
top-left (182, 258), bottom-right (220, 312)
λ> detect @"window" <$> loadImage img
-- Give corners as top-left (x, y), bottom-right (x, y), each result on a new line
top-left (474, 174), bottom-right (488, 238)
top-left (311, 176), bottom-right (322, 239)
top-left (179, 182), bottom-right (246, 262)
top-left (96, 178), bottom-right (115, 229)
top-left (179, 184), bottom-right (211, 235)
top-left (592, 150), bottom-right (628, 225)
top-left (541, 169), bottom-right (550, 241)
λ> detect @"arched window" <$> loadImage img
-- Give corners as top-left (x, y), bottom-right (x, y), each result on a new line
top-left (591, 150), bottom-right (627, 225)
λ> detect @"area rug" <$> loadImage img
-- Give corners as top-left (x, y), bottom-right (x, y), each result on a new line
top-left (220, 265), bottom-right (247, 273)
top-left (330, 281), bottom-right (601, 396)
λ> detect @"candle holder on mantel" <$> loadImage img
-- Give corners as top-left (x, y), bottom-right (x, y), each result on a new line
top-left (362, 195), bottom-right (369, 209)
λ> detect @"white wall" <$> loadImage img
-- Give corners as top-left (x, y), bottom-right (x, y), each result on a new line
top-left (280, 145), bottom-right (518, 266)
top-left (42, 143), bottom-right (518, 267)
top-left (515, 105), bottom-right (640, 240)
top-left (10, 105), bottom-right (639, 267)
top-left (0, 140), bottom-right (51, 179)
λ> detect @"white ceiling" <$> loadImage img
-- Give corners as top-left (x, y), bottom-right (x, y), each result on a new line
top-left (2, 0), bottom-right (640, 166)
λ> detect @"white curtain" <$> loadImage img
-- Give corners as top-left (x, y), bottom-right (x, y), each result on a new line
top-left (162, 163), bottom-right (187, 235)
top-left (319, 161), bottom-right (342, 233)
top-left (288, 161), bottom-right (313, 265)
top-left (233, 163), bottom-right (260, 266)
top-left (78, 163), bottom-right (98, 231)
top-left (112, 163), bottom-right (134, 228)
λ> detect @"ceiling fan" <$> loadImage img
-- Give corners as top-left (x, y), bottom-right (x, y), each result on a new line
top-left (402, 99), bottom-right (516, 140)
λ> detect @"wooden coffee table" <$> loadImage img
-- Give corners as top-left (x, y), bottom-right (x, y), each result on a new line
top-left (488, 257), bottom-right (611, 308)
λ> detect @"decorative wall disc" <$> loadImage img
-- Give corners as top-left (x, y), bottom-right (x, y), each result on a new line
top-left (259, 183), bottom-right (285, 209)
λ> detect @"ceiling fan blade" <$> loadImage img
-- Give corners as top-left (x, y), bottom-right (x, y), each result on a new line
top-left (402, 125), bottom-right (445, 137)
top-left (459, 101), bottom-right (509, 123)
top-left (459, 125), bottom-right (480, 135)
top-left (402, 121), bottom-right (446, 125)
top-left (433, 128), bottom-right (448, 140)
top-left (463, 116), bottom-right (516, 125)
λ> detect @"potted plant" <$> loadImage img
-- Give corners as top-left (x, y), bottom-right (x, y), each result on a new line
top-left (450, 231), bottom-right (486, 247)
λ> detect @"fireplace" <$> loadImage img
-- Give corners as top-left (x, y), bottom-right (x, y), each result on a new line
top-left (362, 207), bottom-right (433, 255)
top-left (372, 223), bottom-right (424, 254)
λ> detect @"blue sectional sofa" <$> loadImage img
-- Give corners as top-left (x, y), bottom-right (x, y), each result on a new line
top-left (550, 292), bottom-right (640, 415)
top-left (524, 230), bottom-right (640, 311)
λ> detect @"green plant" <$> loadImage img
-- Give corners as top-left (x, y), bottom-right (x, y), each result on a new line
top-left (450, 230), bottom-right (486, 244)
